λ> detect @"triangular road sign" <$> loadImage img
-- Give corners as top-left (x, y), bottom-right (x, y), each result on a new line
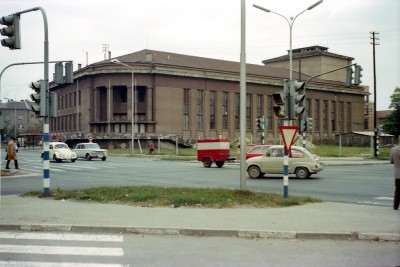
top-left (279, 126), bottom-right (298, 154)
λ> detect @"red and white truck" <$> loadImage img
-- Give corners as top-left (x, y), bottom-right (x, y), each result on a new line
top-left (196, 139), bottom-right (234, 168)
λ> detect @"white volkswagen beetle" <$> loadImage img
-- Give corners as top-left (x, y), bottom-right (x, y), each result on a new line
top-left (47, 142), bottom-right (77, 163)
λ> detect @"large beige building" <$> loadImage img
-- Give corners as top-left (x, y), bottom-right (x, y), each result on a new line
top-left (49, 46), bottom-right (368, 148)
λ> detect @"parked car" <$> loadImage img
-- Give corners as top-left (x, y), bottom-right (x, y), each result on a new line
top-left (246, 145), bottom-right (323, 179)
top-left (73, 143), bottom-right (108, 161)
top-left (245, 145), bottom-right (273, 160)
top-left (47, 142), bottom-right (77, 163)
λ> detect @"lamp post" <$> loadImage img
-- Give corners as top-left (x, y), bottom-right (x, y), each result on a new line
top-left (4, 97), bottom-right (17, 139)
top-left (253, 1), bottom-right (323, 80)
top-left (111, 59), bottom-right (135, 154)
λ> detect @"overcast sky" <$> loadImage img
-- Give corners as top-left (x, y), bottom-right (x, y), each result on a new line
top-left (0, 0), bottom-right (399, 110)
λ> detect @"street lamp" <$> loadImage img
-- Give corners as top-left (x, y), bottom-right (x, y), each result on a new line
top-left (111, 59), bottom-right (136, 154)
top-left (253, 0), bottom-right (323, 80)
top-left (4, 97), bottom-right (16, 139)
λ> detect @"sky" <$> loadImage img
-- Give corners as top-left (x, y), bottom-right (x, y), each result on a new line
top-left (0, 0), bottom-right (399, 110)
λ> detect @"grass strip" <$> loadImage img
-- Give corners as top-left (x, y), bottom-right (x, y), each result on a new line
top-left (22, 186), bottom-right (321, 208)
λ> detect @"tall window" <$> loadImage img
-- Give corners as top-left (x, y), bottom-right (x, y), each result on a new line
top-left (196, 90), bottom-right (204, 129)
top-left (339, 101), bottom-right (344, 132)
top-left (235, 93), bottom-right (240, 130)
top-left (267, 95), bottom-right (272, 131)
top-left (331, 101), bottom-right (336, 132)
top-left (183, 89), bottom-right (190, 130)
top-left (210, 91), bottom-right (216, 130)
top-left (246, 94), bottom-right (252, 130)
top-left (314, 99), bottom-right (320, 132)
top-left (256, 95), bottom-right (262, 118)
top-left (222, 92), bottom-right (228, 130)
top-left (323, 100), bottom-right (328, 132)
top-left (346, 102), bottom-right (351, 132)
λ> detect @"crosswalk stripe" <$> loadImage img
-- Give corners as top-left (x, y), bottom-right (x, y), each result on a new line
top-left (0, 232), bottom-right (123, 242)
top-left (0, 261), bottom-right (123, 267)
top-left (0, 244), bottom-right (123, 256)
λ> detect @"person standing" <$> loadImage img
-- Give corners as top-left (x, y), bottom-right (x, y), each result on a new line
top-left (390, 143), bottom-right (400, 210)
top-left (6, 137), bottom-right (19, 169)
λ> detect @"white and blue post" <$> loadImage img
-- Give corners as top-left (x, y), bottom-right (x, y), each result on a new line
top-left (43, 123), bottom-right (50, 196)
top-left (283, 149), bottom-right (289, 198)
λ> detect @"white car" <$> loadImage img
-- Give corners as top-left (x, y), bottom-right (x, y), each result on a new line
top-left (73, 143), bottom-right (108, 161)
top-left (48, 142), bottom-right (77, 163)
top-left (246, 145), bottom-right (323, 179)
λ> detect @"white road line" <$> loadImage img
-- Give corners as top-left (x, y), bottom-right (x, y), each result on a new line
top-left (0, 232), bottom-right (123, 242)
top-left (0, 244), bottom-right (123, 256)
top-left (0, 261), bottom-right (123, 267)
top-left (374, 196), bottom-right (393, 200)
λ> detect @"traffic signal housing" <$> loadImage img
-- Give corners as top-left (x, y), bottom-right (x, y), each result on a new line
top-left (289, 79), bottom-right (305, 120)
top-left (354, 65), bottom-right (363, 85)
top-left (306, 117), bottom-right (313, 131)
top-left (0, 14), bottom-right (21, 49)
top-left (256, 117), bottom-right (265, 130)
top-left (29, 80), bottom-right (46, 117)
top-left (272, 91), bottom-right (287, 118)
top-left (345, 67), bottom-right (353, 87)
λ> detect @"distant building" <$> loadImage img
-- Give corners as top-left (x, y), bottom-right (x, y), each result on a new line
top-left (49, 47), bottom-right (369, 148)
top-left (0, 99), bottom-right (41, 140)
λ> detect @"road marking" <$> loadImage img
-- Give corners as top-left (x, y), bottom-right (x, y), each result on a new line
top-left (374, 197), bottom-right (393, 200)
top-left (0, 244), bottom-right (123, 256)
top-left (0, 261), bottom-right (123, 267)
top-left (0, 232), bottom-right (123, 242)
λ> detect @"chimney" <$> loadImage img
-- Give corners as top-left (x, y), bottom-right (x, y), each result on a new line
top-left (146, 53), bottom-right (153, 62)
top-left (78, 64), bottom-right (82, 70)
top-left (108, 51), bottom-right (111, 59)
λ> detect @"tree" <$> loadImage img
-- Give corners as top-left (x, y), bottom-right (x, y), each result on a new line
top-left (382, 87), bottom-right (400, 138)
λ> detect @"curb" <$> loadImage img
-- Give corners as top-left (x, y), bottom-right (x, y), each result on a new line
top-left (1, 224), bottom-right (399, 242)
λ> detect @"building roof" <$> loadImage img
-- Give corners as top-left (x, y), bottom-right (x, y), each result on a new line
top-left (90, 49), bottom-right (349, 87)
top-left (262, 45), bottom-right (354, 64)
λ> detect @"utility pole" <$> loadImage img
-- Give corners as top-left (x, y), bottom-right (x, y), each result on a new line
top-left (370, 31), bottom-right (379, 158)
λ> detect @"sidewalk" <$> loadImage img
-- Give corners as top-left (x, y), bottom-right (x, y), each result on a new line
top-left (1, 195), bottom-right (399, 241)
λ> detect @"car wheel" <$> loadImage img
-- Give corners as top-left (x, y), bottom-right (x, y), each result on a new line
top-left (102, 157), bottom-right (106, 161)
top-left (248, 165), bottom-right (261, 179)
top-left (203, 158), bottom-right (212, 168)
top-left (85, 153), bottom-right (92, 160)
top-left (53, 155), bottom-right (58, 162)
top-left (215, 161), bottom-right (224, 168)
top-left (71, 159), bottom-right (76, 163)
top-left (295, 167), bottom-right (309, 179)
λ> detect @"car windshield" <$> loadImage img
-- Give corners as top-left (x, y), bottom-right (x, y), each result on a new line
top-left (86, 143), bottom-right (101, 149)
top-left (55, 144), bottom-right (68, 149)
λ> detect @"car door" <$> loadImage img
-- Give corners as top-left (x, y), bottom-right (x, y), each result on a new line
top-left (259, 147), bottom-right (283, 174)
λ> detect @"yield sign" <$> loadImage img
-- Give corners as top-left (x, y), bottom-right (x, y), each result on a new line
top-left (279, 126), bottom-right (298, 155)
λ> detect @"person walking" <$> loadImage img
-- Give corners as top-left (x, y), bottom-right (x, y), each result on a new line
top-left (390, 143), bottom-right (400, 210)
top-left (5, 137), bottom-right (19, 169)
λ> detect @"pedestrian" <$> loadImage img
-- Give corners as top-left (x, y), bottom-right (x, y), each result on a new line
top-left (390, 143), bottom-right (400, 210)
top-left (149, 142), bottom-right (154, 154)
top-left (5, 137), bottom-right (19, 169)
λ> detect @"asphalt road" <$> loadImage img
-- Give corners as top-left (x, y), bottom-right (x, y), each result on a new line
top-left (1, 150), bottom-right (394, 207)
top-left (1, 231), bottom-right (399, 267)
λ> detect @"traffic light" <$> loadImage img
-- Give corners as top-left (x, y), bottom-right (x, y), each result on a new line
top-left (306, 117), bottom-right (313, 131)
top-left (345, 67), bottom-right (353, 87)
top-left (354, 65), bottom-right (363, 85)
top-left (272, 80), bottom-right (288, 118)
top-left (300, 118), bottom-right (307, 133)
top-left (272, 92), bottom-right (287, 118)
top-left (289, 79), bottom-right (305, 120)
top-left (29, 80), bottom-right (46, 117)
top-left (256, 117), bottom-right (265, 130)
top-left (0, 14), bottom-right (21, 49)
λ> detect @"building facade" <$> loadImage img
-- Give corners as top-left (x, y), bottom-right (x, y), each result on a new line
top-left (49, 48), bottom-right (368, 148)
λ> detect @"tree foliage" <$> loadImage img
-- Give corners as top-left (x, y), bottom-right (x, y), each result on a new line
top-left (383, 87), bottom-right (400, 137)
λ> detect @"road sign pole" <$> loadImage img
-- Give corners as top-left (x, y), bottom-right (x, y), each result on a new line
top-left (280, 125), bottom-right (298, 198)
top-left (283, 151), bottom-right (289, 198)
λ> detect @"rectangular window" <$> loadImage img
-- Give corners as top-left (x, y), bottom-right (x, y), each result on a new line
top-left (314, 99), bottom-right (320, 132)
top-left (235, 93), bottom-right (240, 130)
top-left (331, 101), bottom-right (336, 132)
top-left (197, 90), bottom-right (204, 129)
top-left (246, 94), bottom-right (251, 130)
top-left (256, 95), bottom-right (262, 117)
top-left (346, 102), bottom-right (351, 132)
top-left (183, 89), bottom-right (190, 130)
top-left (323, 100), bottom-right (328, 132)
top-left (267, 95), bottom-right (272, 131)
top-left (222, 92), bottom-right (228, 130)
top-left (210, 91), bottom-right (216, 130)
